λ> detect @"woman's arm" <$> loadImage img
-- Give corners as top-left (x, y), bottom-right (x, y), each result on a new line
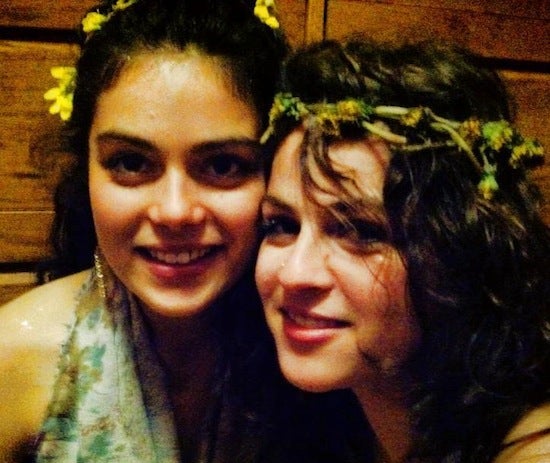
top-left (0, 270), bottom-right (89, 462)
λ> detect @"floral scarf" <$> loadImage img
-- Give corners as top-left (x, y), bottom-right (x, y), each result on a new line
top-left (36, 258), bottom-right (180, 462)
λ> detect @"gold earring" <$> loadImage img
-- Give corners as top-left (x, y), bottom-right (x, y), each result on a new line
top-left (94, 248), bottom-right (106, 300)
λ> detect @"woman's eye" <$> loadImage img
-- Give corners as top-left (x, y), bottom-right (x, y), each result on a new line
top-left (104, 152), bottom-right (150, 175)
top-left (208, 155), bottom-right (243, 177)
top-left (189, 142), bottom-right (263, 188)
top-left (261, 215), bottom-right (299, 239)
top-left (191, 152), bottom-right (261, 188)
top-left (330, 219), bottom-right (388, 247)
top-left (101, 151), bottom-right (157, 185)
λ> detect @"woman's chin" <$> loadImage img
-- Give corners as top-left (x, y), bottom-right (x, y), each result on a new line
top-left (283, 370), bottom-right (345, 393)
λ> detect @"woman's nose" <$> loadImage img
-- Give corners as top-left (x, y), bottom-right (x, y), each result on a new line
top-left (277, 231), bottom-right (332, 291)
top-left (148, 172), bottom-right (206, 228)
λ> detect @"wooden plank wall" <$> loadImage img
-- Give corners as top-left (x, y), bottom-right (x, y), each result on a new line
top-left (1, 0), bottom-right (94, 304)
top-left (0, 0), bottom-right (548, 304)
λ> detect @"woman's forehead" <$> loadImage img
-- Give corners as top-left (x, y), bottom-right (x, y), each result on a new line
top-left (271, 129), bottom-right (389, 214)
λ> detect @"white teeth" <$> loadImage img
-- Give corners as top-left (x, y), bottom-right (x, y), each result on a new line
top-left (150, 248), bottom-right (211, 264)
top-left (286, 311), bottom-right (340, 329)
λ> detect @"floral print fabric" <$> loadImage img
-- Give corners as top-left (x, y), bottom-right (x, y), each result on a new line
top-left (36, 264), bottom-right (180, 462)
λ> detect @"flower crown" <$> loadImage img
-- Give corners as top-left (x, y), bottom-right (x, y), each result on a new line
top-left (261, 93), bottom-right (545, 199)
top-left (44, 0), bottom-right (279, 122)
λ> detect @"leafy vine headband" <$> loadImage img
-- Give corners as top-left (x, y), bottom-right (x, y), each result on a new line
top-left (44, 0), bottom-right (280, 122)
top-left (260, 93), bottom-right (545, 199)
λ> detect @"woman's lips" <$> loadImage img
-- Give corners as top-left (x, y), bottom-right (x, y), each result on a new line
top-left (148, 247), bottom-right (214, 265)
top-left (285, 310), bottom-right (348, 328)
top-left (136, 245), bottom-right (222, 280)
top-left (281, 308), bottom-right (349, 344)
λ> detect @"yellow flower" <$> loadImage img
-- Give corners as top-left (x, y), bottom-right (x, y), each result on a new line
top-left (336, 100), bottom-right (363, 119)
top-left (509, 139), bottom-right (545, 169)
top-left (458, 118), bottom-right (481, 144)
top-left (44, 66), bottom-right (76, 121)
top-left (44, 87), bottom-right (73, 121)
top-left (82, 11), bottom-right (109, 33)
top-left (268, 94), bottom-right (288, 122)
top-left (113, 0), bottom-right (138, 11)
top-left (47, 93), bottom-right (73, 122)
top-left (401, 107), bottom-right (424, 127)
top-left (482, 120), bottom-right (514, 151)
top-left (51, 66), bottom-right (75, 86)
top-left (478, 172), bottom-right (499, 200)
top-left (264, 16), bottom-right (280, 29)
top-left (254, 0), bottom-right (280, 29)
top-left (82, 0), bottom-right (137, 34)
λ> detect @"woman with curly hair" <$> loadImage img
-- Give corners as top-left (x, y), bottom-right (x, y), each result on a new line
top-left (256, 38), bottom-right (550, 462)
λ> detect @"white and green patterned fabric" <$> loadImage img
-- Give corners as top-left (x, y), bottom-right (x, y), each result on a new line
top-left (36, 264), bottom-right (181, 462)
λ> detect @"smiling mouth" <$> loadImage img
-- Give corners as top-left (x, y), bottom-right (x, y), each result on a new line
top-left (284, 310), bottom-right (349, 329)
top-left (145, 247), bottom-right (215, 265)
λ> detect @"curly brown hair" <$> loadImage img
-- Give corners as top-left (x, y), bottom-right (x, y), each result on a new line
top-left (270, 38), bottom-right (550, 462)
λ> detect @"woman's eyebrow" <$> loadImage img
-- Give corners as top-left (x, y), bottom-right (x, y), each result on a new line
top-left (191, 139), bottom-right (261, 154)
top-left (330, 197), bottom-right (386, 216)
top-left (95, 133), bottom-right (261, 153)
top-left (190, 138), bottom-right (262, 156)
top-left (261, 194), bottom-right (294, 213)
top-left (95, 131), bottom-right (155, 151)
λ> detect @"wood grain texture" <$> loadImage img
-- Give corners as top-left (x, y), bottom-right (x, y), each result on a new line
top-left (0, 284), bottom-right (36, 305)
top-left (0, 211), bottom-right (53, 262)
top-left (306, 0), bottom-right (326, 44)
top-left (502, 70), bottom-right (550, 223)
top-left (277, 0), bottom-right (308, 48)
top-left (373, 0), bottom-right (549, 18)
top-left (0, 0), bottom-right (97, 29)
top-left (326, 0), bottom-right (550, 62)
top-left (0, 41), bottom-right (78, 211)
top-left (500, 71), bottom-right (550, 156)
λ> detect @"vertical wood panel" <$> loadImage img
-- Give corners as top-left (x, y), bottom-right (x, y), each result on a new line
top-left (277, 0), bottom-right (308, 48)
top-left (305, 0), bottom-right (326, 43)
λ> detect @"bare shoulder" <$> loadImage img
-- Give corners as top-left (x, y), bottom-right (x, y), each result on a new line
top-left (0, 270), bottom-right (91, 462)
top-left (0, 269), bottom-right (90, 336)
top-left (493, 402), bottom-right (550, 463)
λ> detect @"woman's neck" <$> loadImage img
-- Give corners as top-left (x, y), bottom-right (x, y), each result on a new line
top-left (141, 302), bottom-right (223, 458)
top-left (354, 380), bottom-right (413, 463)
top-left (142, 301), bottom-right (221, 379)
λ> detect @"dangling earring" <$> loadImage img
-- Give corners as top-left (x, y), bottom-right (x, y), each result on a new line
top-left (94, 248), bottom-right (106, 300)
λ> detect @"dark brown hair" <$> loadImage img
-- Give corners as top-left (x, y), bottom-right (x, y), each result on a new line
top-left (271, 38), bottom-right (550, 462)
top-left (49, 0), bottom-right (288, 278)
